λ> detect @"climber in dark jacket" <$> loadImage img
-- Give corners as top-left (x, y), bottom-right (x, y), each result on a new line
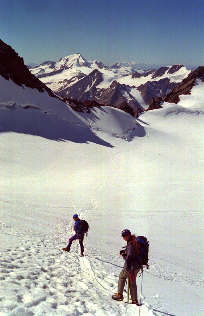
top-left (62, 214), bottom-right (84, 256)
top-left (112, 229), bottom-right (141, 305)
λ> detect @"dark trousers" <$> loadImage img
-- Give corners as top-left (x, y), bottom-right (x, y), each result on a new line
top-left (67, 233), bottom-right (84, 254)
top-left (118, 268), bottom-right (140, 301)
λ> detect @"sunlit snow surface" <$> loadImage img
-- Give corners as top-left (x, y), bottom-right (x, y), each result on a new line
top-left (0, 80), bottom-right (203, 315)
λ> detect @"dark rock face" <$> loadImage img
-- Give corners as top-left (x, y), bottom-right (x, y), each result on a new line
top-left (147, 97), bottom-right (163, 111)
top-left (97, 80), bottom-right (126, 105)
top-left (146, 66), bottom-right (204, 109)
top-left (59, 69), bottom-right (103, 100)
top-left (0, 40), bottom-right (54, 96)
top-left (138, 78), bottom-right (176, 104)
top-left (62, 79), bottom-right (143, 117)
top-left (57, 73), bottom-right (86, 93)
top-left (93, 60), bottom-right (107, 69)
top-left (132, 69), bottom-right (156, 78)
top-left (132, 71), bottom-right (143, 78)
top-left (167, 64), bottom-right (183, 74)
top-left (93, 81), bottom-right (143, 117)
top-left (118, 101), bottom-right (135, 116)
top-left (143, 69), bottom-right (156, 77)
top-left (164, 66), bottom-right (204, 104)
top-left (63, 97), bottom-right (102, 113)
top-left (110, 63), bottom-right (122, 69)
top-left (152, 67), bottom-right (169, 79)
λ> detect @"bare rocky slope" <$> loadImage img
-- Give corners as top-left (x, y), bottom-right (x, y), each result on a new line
top-left (0, 40), bottom-right (55, 97)
top-left (149, 66), bottom-right (204, 109)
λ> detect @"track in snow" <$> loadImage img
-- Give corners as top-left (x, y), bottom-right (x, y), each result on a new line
top-left (0, 220), bottom-right (157, 316)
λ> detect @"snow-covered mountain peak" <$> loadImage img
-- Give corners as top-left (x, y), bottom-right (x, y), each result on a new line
top-left (56, 53), bottom-right (90, 70)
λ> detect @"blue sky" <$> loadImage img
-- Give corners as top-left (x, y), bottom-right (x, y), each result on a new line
top-left (1, 0), bottom-right (203, 65)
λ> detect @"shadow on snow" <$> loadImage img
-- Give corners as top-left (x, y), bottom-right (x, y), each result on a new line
top-left (0, 107), bottom-right (113, 148)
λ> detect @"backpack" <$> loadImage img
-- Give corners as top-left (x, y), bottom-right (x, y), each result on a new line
top-left (80, 220), bottom-right (89, 234)
top-left (135, 236), bottom-right (149, 267)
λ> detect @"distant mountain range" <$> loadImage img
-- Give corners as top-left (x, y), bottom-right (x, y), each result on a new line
top-left (30, 54), bottom-right (192, 116)
top-left (0, 39), bottom-right (203, 122)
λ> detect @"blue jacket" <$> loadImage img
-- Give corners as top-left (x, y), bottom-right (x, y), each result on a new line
top-left (74, 219), bottom-right (83, 234)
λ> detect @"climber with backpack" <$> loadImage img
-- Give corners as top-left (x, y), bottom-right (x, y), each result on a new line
top-left (62, 214), bottom-right (89, 256)
top-left (112, 229), bottom-right (149, 305)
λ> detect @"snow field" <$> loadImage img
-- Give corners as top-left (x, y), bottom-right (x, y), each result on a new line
top-left (0, 78), bottom-right (203, 315)
top-left (0, 205), bottom-right (155, 316)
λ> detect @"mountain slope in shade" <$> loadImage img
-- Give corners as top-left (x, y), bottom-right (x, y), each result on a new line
top-left (0, 40), bottom-right (55, 97)
top-left (138, 78), bottom-right (176, 105)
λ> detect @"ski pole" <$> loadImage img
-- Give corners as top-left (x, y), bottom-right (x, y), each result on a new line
top-left (127, 276), bottom-right (130, 303)
top-left (140, 268), bottom-right (143, 304)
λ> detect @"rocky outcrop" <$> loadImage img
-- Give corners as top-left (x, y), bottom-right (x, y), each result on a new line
top-left (132, 69), bottom-right (155, 78)
top-left (146, 66), bottom-right (204, 110)
top-left (96, 81), bottom-right (143, 117)
top-left (132, 71), bottom-right (143, 78)
top-left (92, 60), bottom-right (108, 69)
top-left (138, 78), bottom-right (176, 104)
top-left (147, 97), bottom-right (163, 111)
top-left (152, 66), bottom-right (169, 79)
top-left (143, 69), bottom-right (155, 77)
top-left (59, 69), bottom-right (103, 100)
top-left (55, 73), bottom-right (86, 93)
top-left (0, 40), bottom-right (55, 97)
top-left (164, 66), bottom-right (204, 104)
top-left (63, 80), bottom-right (143, 117)
top-left (63, 97), bottom-right (104, 113)
top-left (167, 64), bottom-right (183, 74)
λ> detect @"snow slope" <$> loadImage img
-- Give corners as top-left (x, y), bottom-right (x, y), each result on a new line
top-left (0, 81), bottom-right (203, 315)
top-left (79, 106), bottom-right (146, 140)
top-left (177, 80), bottom-right (204, 111)
top-left (0, 76), bottom-right (113, 147)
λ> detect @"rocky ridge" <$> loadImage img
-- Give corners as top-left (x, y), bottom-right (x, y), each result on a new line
top-left (0, 40), bottom-right (55, 97)
top-left (148, 66), bottom-right (204, 109)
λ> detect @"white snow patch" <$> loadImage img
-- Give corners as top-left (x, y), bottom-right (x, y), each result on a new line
top-left (177, 80), bottom-right (204, 111)
top-left (129, 87), bottom-right (147, 108)
top-left (79, 106), bottom-right (145, 140)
